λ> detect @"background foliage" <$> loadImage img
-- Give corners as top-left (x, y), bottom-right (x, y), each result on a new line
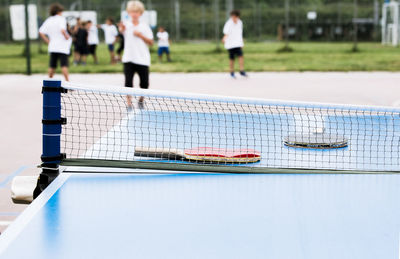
top-left (0, 0), bottom-right (384, 42)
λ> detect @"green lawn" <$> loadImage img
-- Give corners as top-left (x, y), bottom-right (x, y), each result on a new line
top-left (1, 42), bottom-right (400, 73)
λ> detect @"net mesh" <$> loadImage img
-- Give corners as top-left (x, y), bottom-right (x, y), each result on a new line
top-left (60, 82), bottom-right (400, 173)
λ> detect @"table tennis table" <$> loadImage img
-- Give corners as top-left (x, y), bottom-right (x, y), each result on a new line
top-left (1, 169), bottom-right (400, 259)
top-left (1, 80), bottom-right (400, 258)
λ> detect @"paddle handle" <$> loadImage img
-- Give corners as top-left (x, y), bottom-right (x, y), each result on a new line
top-left (134, 146), bottom-right (185, 159)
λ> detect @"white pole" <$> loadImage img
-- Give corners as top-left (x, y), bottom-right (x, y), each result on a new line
top-left (201, 4), bottom-right (206, 40)
top-left (225, 0), bottom-right (233, 20)
top-left (214, 0), bottom-right (220, 50)
top-left (394, 2), bottom-right (399, 46)
top-left (382, 3), bottom-right (387, 45)
top-left (284, 0), bottom-right (290, 49)
top-left (174, 0), bottom-right (180, 41)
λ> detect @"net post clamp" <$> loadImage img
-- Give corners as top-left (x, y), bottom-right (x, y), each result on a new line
top-left (42, 79), bottom-right (68, 93)
top-left (42, 118), bottom-right (67, 125)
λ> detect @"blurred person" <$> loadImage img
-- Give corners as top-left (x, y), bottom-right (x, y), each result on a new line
top-left (87, 20), bottom-right (99, 64)
top-left (222, 10), bottom-right (247, 79)
top-left (99, 17), bottom-right (118, 64)
top-left (39, 3), bottom-right (72, 81)
top-left (119, 0), bottom-right (154, 108)
top-left (71, 18), bottom-right (80, 65)
top-left (75, 21), bottom-right (89, 65)
top-left (156, 26), bottom-right (171, 62)
top-left (116, 26), bottom-right (125, 62)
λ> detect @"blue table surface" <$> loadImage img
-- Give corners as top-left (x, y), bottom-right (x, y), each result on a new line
top-left (1, 172), bottom-right (400, 259)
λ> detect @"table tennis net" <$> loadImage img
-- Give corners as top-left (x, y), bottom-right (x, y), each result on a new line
top-left (60, 82), bottom-right (400, 173)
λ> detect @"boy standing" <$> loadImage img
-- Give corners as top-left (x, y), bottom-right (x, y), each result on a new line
top-left (156, 26), bottom-right (171, 62)
top-left (99, 18), bottom-right (118, 64)
top-left (119, 0), bottom-right (154, 108)
top-left (222, 10), bottom-right (247, 79)
top-left (75, 21), bottom-right (89, 65)
top-left (39, 3), bottom-right (72, 81)
top-left (87, 20), bottom-right (99, 64)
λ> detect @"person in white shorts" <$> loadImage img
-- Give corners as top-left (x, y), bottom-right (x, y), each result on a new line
top-left (39, 3), bottom-right (72, 81)
top-left (99, 18), bottom-right (118, 64)
top-left (156, 26), bottom-right (171, 62)
top-left (222, 10), bottom-right (247, 79)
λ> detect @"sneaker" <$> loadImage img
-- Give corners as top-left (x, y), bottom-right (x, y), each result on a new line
top-left (239, 71), bottom-right (248, 77)
top-left (138, 97), bottom-right (145, 109)
top-left (230, 72), bottom-right (236, 79)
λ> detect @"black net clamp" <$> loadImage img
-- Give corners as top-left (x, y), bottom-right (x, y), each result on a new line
top-left (42, 86), bottom-right (68, 94)
top-left (42, 118), bottom-right (67, 125)
top-left (41, 153), bottom-right (66, 163)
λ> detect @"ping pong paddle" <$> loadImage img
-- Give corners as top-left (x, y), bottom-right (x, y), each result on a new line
top-left (134, 146), bottom-right (261, 163)
top-left (284, 133), bottom-right (348, 149)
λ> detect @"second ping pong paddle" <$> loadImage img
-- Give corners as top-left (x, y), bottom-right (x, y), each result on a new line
top-left (134, 146), bottom-right (261, 163)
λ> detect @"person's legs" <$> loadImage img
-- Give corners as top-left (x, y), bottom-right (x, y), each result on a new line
top-left (79, 47), bottom-right (87, 65)
top-left (124, 62), bottom-right (135, 107)
top-left (75, 49), bottom-right (81, 65)
top-left (80, 55), bottom-right (87, 65)
top-left (228, 49), bottom-right (236, 78)
top-left (137, 64), bottom-right (149, 89)
top-left (108, 44), bottom-right (116, 64)
top-left (48, 53), bottom-right (58, 78)
top-left (89, 45), bottom-right (98, 64)
top-left (238, 56), bottom-right (244, 71)
top-left (158, 47), bottom-right (163, 62)
top-left (229, 59), bottom-right (235, 73)
top-left (61, 67), bottom-right (69, 81)
top-left (60, 54), bottom-right (70, 81)
top-left (229, 59), bottom-right (235, 78)
top-left (48, 68), bottom-right (55, 78)
top-left (237, 48), bottom-right (247, 77)
top-left (166, 47), bottom-right (172, 62)
top-left (239, 56), bottom-right (246, 75)
top-left (73, 43), bottom-right (80, 65)
top-left (116, 42), bottom-right (124, 62)
top-left (136, 63), bottom-right (149, 108)
top-left (110, 51), bottom-right (115, 64)
top-left (92, 52), bottom-right (98, 64)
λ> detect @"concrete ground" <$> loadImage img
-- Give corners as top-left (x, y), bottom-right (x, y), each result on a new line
top-left (1, 72), bottom-right (400, 233)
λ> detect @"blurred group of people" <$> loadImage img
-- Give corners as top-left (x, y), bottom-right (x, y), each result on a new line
top-left (39, 0), bottom-right (245, 105)
top-left (38, 2), bottom-right (173, 82)
top-left (70, 17), bottom-right (124, 65)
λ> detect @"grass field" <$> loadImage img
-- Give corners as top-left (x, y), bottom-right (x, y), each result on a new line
top-left (1, 42), bottom-right (400, 73)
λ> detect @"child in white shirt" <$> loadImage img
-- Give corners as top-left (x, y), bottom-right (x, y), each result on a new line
top-left (87, 20), bottom-right (99, 64)
top-left (222, 10), bottom-right (247, 79)
top-left (99, 18), bottom-right (118, 64)
top-left (156, 26), bottom-right (171, 62)
top-left (39, 3), bottom-right (72, 81)
top-left (119, 0), bottom-right (154, 108)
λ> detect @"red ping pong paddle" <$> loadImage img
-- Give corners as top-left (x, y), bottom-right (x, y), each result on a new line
top-left (134, 146), bottom-right (261, 163)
